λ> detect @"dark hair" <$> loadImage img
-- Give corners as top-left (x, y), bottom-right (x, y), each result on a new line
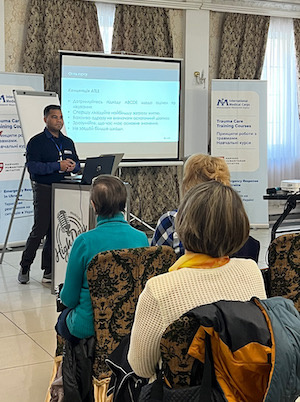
top-left (44, 104), bottom-right (61, 117)
top-left (176, 181), bottom-right (249, 257)
top-left (90, 175), bottom-right (127, 217)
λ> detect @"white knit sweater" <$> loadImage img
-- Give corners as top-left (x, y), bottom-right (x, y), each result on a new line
top-left (128, 258), bottom-right (267, 378)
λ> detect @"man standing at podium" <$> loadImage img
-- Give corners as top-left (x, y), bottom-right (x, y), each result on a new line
top-left (18, 105), bottom-right (80, 284)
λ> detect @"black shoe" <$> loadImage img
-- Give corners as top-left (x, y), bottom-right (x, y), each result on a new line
top-left (18, 267), bottom-right (30, 284)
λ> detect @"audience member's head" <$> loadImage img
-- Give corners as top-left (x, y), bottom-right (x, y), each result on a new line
top-left (176, 181), bottom-right (249, 257)
top-left (90, 175), bottom-right (127, 217)
top-left (181, 154), bottom-right (230, 195)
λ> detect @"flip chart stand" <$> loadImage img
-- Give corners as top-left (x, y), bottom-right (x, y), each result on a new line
top-left (0, 90), bottom-right (59, 264)
top-left (0, 166), bottom-right (32, 263)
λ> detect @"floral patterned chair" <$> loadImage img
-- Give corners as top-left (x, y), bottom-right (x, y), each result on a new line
top-left (160, 315), bottom-right (199, 388)
top-left (86, 245), bottom-right (177, 381)
top-left (268, 233), bottom-right (300, 312)
top-left (49, 245), bottom-right (176, 402)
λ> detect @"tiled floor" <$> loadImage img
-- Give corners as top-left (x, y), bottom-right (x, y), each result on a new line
top-left (0, 248), bottom-right (56, 402)
top-left (0, 229), bottom-right (298, 401)
top-left (250, 227), bottom-right (272, 269)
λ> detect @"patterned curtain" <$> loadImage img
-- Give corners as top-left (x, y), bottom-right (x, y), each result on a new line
top-left (219, 13), bottom-right (270, 79)
top-left (112, 5), bottom-right (173, 57)
top-left (293, 19), bottom-right (300, 116)
top-left (22, 0), bottom-right (103, 94)
top-left (112, 5), bottom-right (179, 227)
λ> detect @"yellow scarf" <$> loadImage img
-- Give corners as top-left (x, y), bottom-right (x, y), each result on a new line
top-left (169, 253), bottom-right (230, 272)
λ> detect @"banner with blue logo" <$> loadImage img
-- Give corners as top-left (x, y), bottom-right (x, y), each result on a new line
top-left (211, 79), bottom-right (268, 227)
top-left (0, 73), bottom-right (44, 247)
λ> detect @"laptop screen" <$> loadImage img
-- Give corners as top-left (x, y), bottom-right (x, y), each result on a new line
top-left (81, 155), bottom-right (115, 185)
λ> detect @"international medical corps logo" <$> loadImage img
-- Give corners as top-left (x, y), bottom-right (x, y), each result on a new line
top-left (217, 98), bottom-right (229, 106)
top-left (0, 94), bottom-right (15, 106)
top-left (55, 209), bottom-right (87, 263)
top-left (0, 162), bottom-right (3, 173)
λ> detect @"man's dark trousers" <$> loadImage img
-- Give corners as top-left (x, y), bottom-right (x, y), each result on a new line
top-left (20, 182), bottom-right (52, 273)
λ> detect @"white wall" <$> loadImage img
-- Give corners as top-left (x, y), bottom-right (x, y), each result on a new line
top-left (183, 9), bottom-right (209, 156)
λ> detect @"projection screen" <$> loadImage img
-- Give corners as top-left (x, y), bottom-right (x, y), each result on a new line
top-left (60, 51), bottom-right (182, 161)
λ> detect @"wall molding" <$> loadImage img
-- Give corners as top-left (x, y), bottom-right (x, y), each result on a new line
top-left (89, 0), bottom-right (300, 17)
top-left (90, 0), bottom-right (200, 10)
top-left (201, 1), bottom-right (300, 18)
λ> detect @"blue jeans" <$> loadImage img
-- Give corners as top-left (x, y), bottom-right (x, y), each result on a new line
top-left (55, 308), bottom-right (80, 344)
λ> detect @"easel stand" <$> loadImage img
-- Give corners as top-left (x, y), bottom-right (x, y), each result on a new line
top-left (0, 165), bottom-right (30, 264)
top-left (117, 167), bottom-right (156, 233)
top-left (130, 213), bottom-right (155, 232)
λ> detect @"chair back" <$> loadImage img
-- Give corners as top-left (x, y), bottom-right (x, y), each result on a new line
top-left (160, 315), bottom-right (199, 388)
top-left (159, 300), bottom-right (276, 401)
top-left (87, 245), bottom-right (177, 380)
top-left (268, 233), bottom-right (300, 312)
top-left (231, 235), bottom-right (260, 262)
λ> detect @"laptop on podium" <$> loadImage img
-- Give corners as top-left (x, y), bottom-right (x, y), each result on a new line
top-left (62, 154), bottom-right (123, 185)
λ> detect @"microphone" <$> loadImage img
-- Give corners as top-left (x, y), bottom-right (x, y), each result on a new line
top-left (57, 210), bottom-right (71, 236)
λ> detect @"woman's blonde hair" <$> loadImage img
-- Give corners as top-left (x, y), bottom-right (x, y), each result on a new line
top-left (181, 154), bottom-right (230, 195)
top-left (176, 181), bottom-right (249, 257)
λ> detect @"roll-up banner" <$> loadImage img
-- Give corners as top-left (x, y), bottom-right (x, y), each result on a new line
top-left (0, 73), bottom-right (44, 247)
top-left (211, 79), bottom-right (268, 227)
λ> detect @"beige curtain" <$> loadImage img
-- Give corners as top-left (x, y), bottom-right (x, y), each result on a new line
top-left (121, 166), bottom-right (180, 226)
top-left (22, 0), bottom-right (103, 94)
top-left (112, 5), bottom-right (179, 227)
top-left (293, 19), bottom-right (300, 116)
top-left (112, 5), bottom-right (173, 57)
top-left (294, 19), bottom-right (300, 74)
top-left (219, 13), bottom-right (270, 79)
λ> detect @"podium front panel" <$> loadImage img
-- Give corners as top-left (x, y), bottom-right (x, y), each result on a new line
top-left (52, 183), bottom-right (94, 293)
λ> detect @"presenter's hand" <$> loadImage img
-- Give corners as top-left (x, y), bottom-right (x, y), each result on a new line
top-left (67, 159), bottom-right (77, 172)
top-left (60, 159), bottom-right (76, 172)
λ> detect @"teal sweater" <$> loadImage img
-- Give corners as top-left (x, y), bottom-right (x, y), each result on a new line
top-left (60, 213), bottom-right (149, 339)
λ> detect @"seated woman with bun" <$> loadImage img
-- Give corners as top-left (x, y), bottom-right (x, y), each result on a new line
top-left (151, 153), bottom-right (259, 261)
top-left (128, 181), bottom-right (266, 378)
